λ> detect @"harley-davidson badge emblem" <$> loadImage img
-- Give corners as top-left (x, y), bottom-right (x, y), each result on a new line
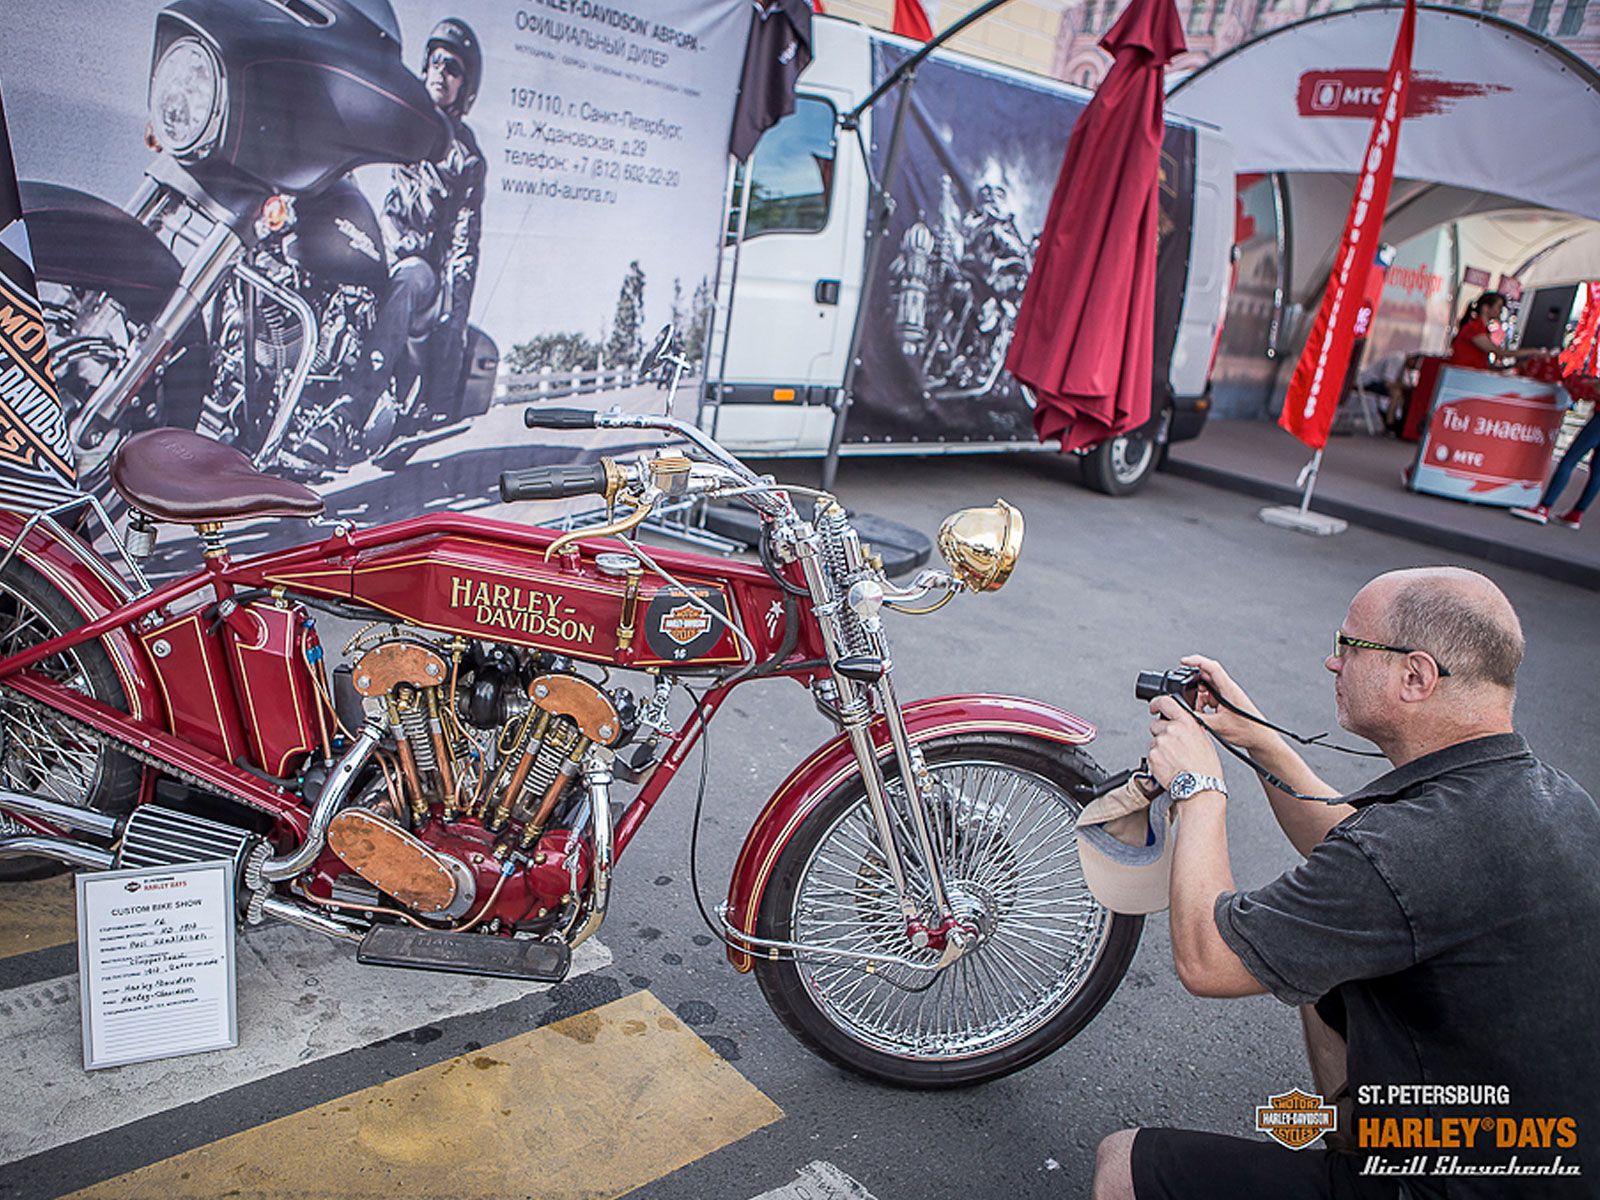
top-left (660, 602), bottom-right (712, 646)
top-left (642, 587), bottom-right (732, 663)
top-left (1255, 1089), bottom-right (1338, 1151)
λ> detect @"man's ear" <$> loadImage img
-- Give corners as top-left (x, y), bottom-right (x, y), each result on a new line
top-left (1398, 653), bottom-right (1443, 702)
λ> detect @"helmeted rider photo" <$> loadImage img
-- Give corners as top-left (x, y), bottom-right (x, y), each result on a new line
top-left (321, 17), bottom-right (486, 457)
top-left (957, 168), bottom-right (1031, 333)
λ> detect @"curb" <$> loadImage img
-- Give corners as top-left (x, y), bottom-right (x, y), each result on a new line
top-left (1162, 458), bottom-right (1600, 591)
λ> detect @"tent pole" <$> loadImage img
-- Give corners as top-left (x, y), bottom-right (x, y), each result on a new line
top-left (708, 158), bottom-right (752, 444)
top-left (840, 0), bottom-right (1021, 127)
top-left (823, 0), bottom-right (1025, 494)
top-left (823, 67), bottom-right (916, 493)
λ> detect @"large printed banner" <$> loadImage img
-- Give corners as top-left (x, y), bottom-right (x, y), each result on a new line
top-left (849, 44), bottom-right (1195, 446)
top-left (0, 89), bottom-right (78, 513)
top-left (0, 0), bottom-right (746, 537)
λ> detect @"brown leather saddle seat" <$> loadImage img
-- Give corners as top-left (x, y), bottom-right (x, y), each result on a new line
top-left (110, 428), bottom-right (325, 524)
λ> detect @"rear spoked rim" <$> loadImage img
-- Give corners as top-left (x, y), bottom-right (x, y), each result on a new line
top-left (789, 758), bottom-right (1111, 1062)
top-left (0, 583), bottom-right (107, 807)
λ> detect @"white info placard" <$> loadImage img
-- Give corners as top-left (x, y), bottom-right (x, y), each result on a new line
top-left (76, 860), bottom-right (238, 1070)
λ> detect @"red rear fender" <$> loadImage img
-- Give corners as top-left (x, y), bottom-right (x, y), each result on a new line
top-left (723, 694), bottom-right (1096, 972)
top-left (0, 511), bottom-right (160, 723)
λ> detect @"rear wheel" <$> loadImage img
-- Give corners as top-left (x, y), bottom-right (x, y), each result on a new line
top-left (0, 559), bottom-right (141, 880)
top-left (754, 734), bottom-right (1141, 1088)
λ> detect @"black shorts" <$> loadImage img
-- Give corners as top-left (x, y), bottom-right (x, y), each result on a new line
top-left (1132, 1128), bottom-right (1405, 1200)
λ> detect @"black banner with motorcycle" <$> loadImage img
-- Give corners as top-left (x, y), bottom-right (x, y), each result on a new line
top-left (0, 88), bottom-right (78, 513)
top-left (0, 0), bottom-right (745, 538)
top-left (851, 44), bottom-right (1195, 447)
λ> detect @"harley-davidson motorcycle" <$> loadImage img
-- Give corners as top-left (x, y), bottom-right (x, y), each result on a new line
top-left (0, 349), bottom-right (1139, 1087)
top-left (20, 0), bottom-right (497, 488)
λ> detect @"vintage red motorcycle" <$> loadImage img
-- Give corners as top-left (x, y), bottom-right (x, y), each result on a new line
top-left (0, 379), bottom-right (1140, 1087)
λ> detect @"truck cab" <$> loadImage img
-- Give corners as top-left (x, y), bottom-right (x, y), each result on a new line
top-left (702, 16), bottom-right (1234, 495)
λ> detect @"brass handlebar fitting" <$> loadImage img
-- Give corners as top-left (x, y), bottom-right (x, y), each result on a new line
top-left (543, 495), bottom-right (654, 561)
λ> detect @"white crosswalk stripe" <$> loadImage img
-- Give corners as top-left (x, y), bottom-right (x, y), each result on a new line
top-left (747, 1161), bottom-right (884, 1200)
top-left (0, 921), bottom-right (609, 1165)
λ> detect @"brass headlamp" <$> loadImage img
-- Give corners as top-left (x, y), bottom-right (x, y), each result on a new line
top-left (936, 499), bottom-right (1023, 592)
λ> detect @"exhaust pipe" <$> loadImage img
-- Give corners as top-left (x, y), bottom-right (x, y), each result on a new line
top-left (0, 836), bottom-right (115, 870)
top-left (0, 790), bottom-right (120, 838)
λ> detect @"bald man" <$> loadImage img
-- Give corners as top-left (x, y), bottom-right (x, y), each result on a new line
top-left (1093, 568), bottom-right (1600, 1200)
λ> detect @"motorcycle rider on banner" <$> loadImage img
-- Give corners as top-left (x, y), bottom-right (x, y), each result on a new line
top-left (312, 18), bottom-right (486, 460)
top-left (959, 170), bottom-right (1032, 343)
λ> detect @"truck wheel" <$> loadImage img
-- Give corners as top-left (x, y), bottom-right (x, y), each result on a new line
top-left (1080, 406), bottom-right (1169, 496)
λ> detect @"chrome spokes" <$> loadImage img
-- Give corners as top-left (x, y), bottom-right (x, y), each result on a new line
top-left (792, 759), bottom-right (1110, 1061)
top-left (0, 588), bottom-right (103, 804)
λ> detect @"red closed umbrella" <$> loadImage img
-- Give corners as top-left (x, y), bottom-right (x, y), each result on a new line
top-left (1006, 0), bottom-right (1185, 451)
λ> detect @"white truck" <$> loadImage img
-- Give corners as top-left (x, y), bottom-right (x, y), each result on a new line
top-left (702, 15), bottom-right (1235, 494)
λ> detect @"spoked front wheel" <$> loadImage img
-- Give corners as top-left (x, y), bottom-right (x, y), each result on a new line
top-left (754, 734), bottom-right (1141, 1088)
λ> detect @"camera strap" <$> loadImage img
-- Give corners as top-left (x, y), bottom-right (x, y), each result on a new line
top-left (1172, 693), bottom-right (1376, 805)
top-left (1201, 691), bottom-right (1385, 758)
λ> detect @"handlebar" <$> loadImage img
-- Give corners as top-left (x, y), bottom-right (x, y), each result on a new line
top-left (524, 408), bottom-right (600, 430)
top-left (499, 462), bottom-right (611, 503)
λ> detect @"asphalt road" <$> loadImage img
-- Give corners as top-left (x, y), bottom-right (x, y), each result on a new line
top-left (4, 451), bottom-right (1595, 1199)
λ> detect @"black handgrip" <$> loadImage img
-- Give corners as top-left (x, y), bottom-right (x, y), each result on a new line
top-left (499, 462), bottom-right (610, 503)
top-left (524, 407), bottom-right (599, 430)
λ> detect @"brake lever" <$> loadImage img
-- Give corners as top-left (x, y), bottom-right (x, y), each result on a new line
top-left (543, 491), bottom-right (656, 560)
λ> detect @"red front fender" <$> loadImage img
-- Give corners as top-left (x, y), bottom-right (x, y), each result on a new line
top-left (724, 694), bottom-right (1096, 972)
top-left (0, 510), bottom-right (161, 725)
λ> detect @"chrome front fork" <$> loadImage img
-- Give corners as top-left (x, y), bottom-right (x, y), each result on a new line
top-left (70, 215), bottom-right (244, 448)
top-left (797, 527), bottom-right (970, 964)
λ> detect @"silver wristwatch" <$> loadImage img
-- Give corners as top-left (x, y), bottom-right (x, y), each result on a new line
top-left (1168, 771), bottom-right (1228, 802)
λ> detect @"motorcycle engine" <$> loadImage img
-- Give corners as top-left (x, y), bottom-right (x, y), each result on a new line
top-left (314, 633), bottom-right (637, 933)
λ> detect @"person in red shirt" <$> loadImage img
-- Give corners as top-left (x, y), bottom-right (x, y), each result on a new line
top-left (1448, 292), bottom-right (1537, 370)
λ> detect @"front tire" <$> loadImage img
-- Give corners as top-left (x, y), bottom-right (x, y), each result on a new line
top-left (754, 734), bottom-right (1141, 1088)
top-left (0, 558), bottom-right (142, 880)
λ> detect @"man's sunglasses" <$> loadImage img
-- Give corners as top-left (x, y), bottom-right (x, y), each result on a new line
top-left (1333, 632), bottom-right (1451, 677)
top-left (428, 50), bottom-right (465, 79)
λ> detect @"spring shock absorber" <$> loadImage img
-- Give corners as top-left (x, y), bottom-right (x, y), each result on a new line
top-left (388, 690), bottom-right (431, 826)
top-left (817, 503), bottom-right (874, 658)
top-left (423, 688), bottom-right (459, 817)
top-left (516, 722), bottom-right (587, 850)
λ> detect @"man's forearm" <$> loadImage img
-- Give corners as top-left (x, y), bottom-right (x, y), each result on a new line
top-left (1246, 732), bottom-right (1352, 856)
top-left (1169, 793), bottom-right (1263, 998)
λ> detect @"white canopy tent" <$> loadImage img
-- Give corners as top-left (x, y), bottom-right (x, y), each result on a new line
top-left (1168, 4), bottom-right (1600, 415)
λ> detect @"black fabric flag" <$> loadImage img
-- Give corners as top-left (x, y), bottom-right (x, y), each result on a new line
top-left (728, 0), bottom-right (813, 162)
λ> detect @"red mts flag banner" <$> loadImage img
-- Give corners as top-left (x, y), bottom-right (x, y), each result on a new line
top-left (1559, 281), bottom-right (1600, 378)
top-left (893, 0), bottom-right (934, 41)
top-left (1280, 0), bottom-right (1416, 450)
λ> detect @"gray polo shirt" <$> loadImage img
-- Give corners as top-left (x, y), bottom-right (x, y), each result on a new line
top-left (1216, 733), bottom-right (1600, 1196)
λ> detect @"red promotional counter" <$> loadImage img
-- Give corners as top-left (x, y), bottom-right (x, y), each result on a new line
top-left (1405, 366), bottom-right (1564, 507)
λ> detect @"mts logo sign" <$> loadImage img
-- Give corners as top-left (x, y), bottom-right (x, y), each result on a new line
top-left (1304, 74), bottom-right (1385, 113)
top-left (1297, 70), bottom-right (1509, 118)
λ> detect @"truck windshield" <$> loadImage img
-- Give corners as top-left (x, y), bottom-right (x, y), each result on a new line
top-left (738, 96), bottom-right (837, 240)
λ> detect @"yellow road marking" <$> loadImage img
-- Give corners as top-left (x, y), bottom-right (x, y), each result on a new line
top-left (66, 989), bottom-right (783, 1200)
top-left (0, 873), bottom-right (76, 958)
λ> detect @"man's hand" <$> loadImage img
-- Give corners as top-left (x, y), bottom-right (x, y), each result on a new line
top-left (1147, 694), bottom-right (1224, 790)
top-left (1179, 655), bottom-right (1271, 754)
